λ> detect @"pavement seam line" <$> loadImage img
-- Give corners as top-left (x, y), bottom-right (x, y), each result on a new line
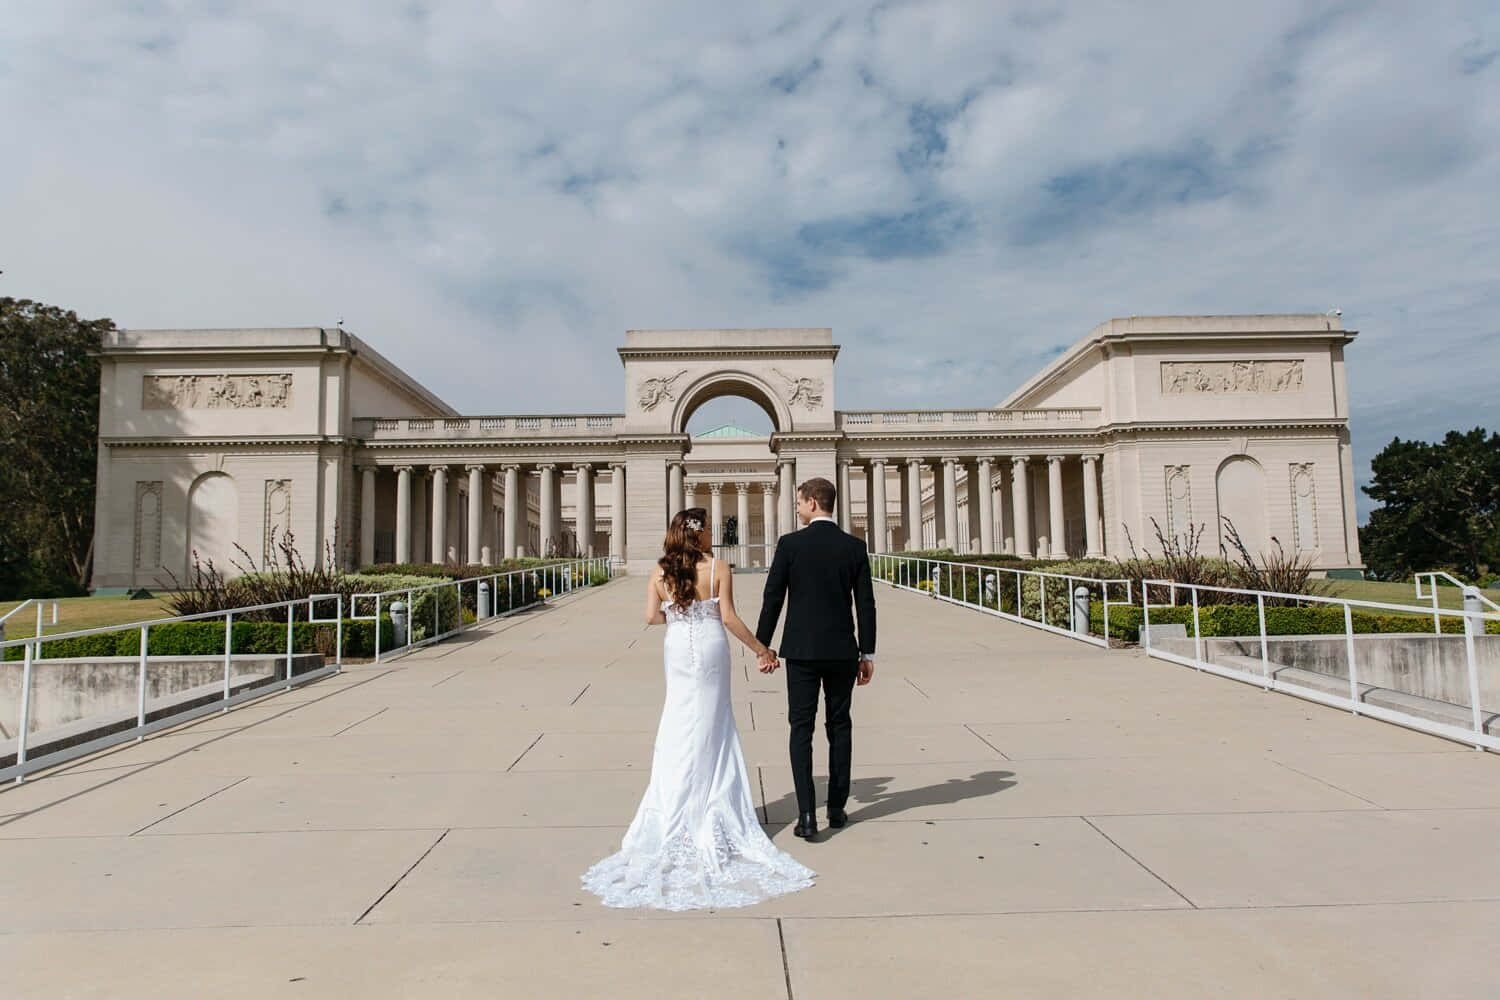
top-left (0, 669), bottom-right (399, 824)
top-left (777, 918), bottom-right (795, 1000)
top-left (129, 775), bottom-right (251, 836)
top-left (430, 670), bottom-right (465, 688)
top-left (330, 706), bottom-right (388, 737)
top-left (1269, 758), bottom-right (1387, 808)
top-left (963, 723), bottom-right (1011, 760)
top-left (904, 677), bottom-right (931, 699)
top-left (570, 683), bottom-right (591, 706)
top-left (1080, 815), bottom-right (1198, 909)
top-left (355, 827), bottom-right (450, 925)
top-left (507, 733), bottom-right (546, 772)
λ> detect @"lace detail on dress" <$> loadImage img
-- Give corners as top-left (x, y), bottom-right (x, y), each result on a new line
top-left (662, 597), bottom-right (723, 624)
top-left (581, 808), bottom-right (815, 911)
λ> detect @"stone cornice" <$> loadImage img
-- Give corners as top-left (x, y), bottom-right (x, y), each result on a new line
top-left (617, 345), bottom-right (839, 363)
top-left (102, 436), bottom-right (351, 448)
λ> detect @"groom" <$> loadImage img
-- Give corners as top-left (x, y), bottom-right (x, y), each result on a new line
top-left (756, 476), bottom-right (877, 841)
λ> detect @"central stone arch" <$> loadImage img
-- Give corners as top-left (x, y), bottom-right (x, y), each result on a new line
top-left (669, 369), bottom-right (791, 437)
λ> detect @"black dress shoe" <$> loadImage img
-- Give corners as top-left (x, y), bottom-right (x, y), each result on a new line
top-left (827, 806), bottom-right (848, 829)
top-left (793, 811), bottom-right (819, 839)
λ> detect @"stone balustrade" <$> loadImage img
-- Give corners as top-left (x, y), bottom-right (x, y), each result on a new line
top-left (356, 414), bottom-right (623, 439)
top-left (838, 408), bottom-right (1100, 430)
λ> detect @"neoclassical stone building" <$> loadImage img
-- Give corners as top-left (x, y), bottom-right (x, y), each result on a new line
top-left (90, 316), bottom-right (1363, 589)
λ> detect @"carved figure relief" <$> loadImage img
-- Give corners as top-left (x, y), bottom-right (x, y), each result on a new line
top-left (1290, 463), bottom-right (1318, 552)
top-left (144, 373), bottom-right (294, 409)
top-left (134, 481), bottom-right (163, 569)
top-left (771, 367), bottom-right (824, 410)
top-left (637, 370), bottom-right (688, 411)
top-left (264, 479), bottom-right (292, 563)
top-left (1160, 360), bottom-right (1303, 395)
top-left (1165, 465), bottom-right (1192, 542)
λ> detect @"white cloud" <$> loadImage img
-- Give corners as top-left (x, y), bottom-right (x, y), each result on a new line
top-left (1, 0), bottom-right (1496, 517)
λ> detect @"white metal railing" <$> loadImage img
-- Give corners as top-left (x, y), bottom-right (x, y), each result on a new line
top-left (1, 593), bottom-right (346, 784)
top-left (870, 553), bottom-right (1131, 648)
top-left (1141, 579), bottom-right (1500, 751)
top-left (350, 557), bottom-right (616, 663)
top-left (1415, 571), bottom-right (1500, 633)
top-left (710, 542), bottom-right (776, 569)
top-left (0, 598), bottom-right (60, 642)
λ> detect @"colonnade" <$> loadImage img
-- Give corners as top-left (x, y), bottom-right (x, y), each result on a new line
top-left (358, 461), bottom-right (625, 567)
top-left (355, 451), bottom-right (1105, 570)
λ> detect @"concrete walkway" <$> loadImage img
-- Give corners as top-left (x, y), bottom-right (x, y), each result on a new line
top-left (3, 576), bottom-right (1498, 998)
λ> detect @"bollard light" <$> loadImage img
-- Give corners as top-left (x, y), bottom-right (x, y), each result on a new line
top-left (1072, 586), bottom-right (1090, 635)
top-left (478, 581), bottom-right (491, 619)
top-left (390, 600), bottom-right (408, 646)
top-left (982, 573), bottom-right (997, 607)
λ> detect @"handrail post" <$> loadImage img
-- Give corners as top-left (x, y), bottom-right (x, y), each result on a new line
top-left (1142, 582), bottom-right (1153, 656)
top-left (1463, 607), bottom-right (1483, 748)
top-left (1190, 587), bottom-right (1202, 668)
top-left (374, 594), bottom-right (383, 663)
top-left (15, 639), bottom-right (35, 781)
top-left (1040, 575), bottom-right (1047, 627)
top-left (223, 611), bottom-right (233, 709)
top-left (285, 604), bottom-right (294, 690)
top-left (1344, 602), bottom-right (1358, 714)
top-left (1257, 594), bottom-right (1270, 690)
top-left (138, 624), bottom-right (150, 736)
top-left (335, 595), bottom-right (344, 673)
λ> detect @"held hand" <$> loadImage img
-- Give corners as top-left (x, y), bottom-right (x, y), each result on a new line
top-left (757, 647), bottom-right (780, 673)
top-left (857, 658), bottom-right (874, 685)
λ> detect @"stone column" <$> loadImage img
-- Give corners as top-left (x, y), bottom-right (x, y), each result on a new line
top-left (426, 466), bottom-right (448, 564)
top-left (963, 460), bottom-right (982, 554)
top-left (575, 464), bottom-right (595, 557)
top-left (1010, 457), bottom-right (1032, 558)
top-left (709, 483), bottom-right (725, 549)
top-left (609, 463), bottom-right (626, 562)
top-left (481, 469), bottom-right (498, 565)
top-left (668, 462), bottom-right (685, 519)
top-left (869, 460), bottom-right (888, 553)
top-left (1082, 454), bottom-right (1102, 558)
top-left (465, 465), bottom-right (484, 565)
top-left (736, 483), bottom-right (751, 565)
top-left (761, 485), bottom-right (777, 558)
top-left (501, 465), bottom-right (521, 559)
top-left (779, 460), bottom-right (797, 536)
top-left (394, 465), bottom-right (413, 563)
top-left (538, 464), bottom-right (557, 557)
top-left (837, 459), bottom-right (852, 529)
top-left (904, 459), bottom-right (922, 551)
top-left (359, 466), bottom-right (376, 567)
top-left (976, 457), bottom-right (995, 555)
top-left (1047, 455), bottom-right (1067, 559)
top-left (940, 459), bottom-right (959, 550)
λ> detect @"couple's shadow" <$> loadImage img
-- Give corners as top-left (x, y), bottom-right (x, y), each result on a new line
top-left (762, 769), bottom-right (1017, 838)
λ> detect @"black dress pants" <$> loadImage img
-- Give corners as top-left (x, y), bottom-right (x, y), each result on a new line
top-left (785, 658), bottom-right (859, 815)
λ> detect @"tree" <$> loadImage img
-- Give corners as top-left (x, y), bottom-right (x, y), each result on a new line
top-left (1360, 428), bottom-right (1500, 581)
top-left (0, 297), bottom-right (113, 598)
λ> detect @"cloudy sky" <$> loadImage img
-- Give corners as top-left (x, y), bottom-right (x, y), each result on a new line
top-left (3, 1), bottom-right (1496, 518)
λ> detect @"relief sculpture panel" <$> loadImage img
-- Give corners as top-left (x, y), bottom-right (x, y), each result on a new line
top-left (1160, 360), bottom-right (1303, 395)
top-left (144, 373), bottom-right (294, 409)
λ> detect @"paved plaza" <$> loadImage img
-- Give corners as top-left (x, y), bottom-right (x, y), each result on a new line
top-left (3, 577), bottom-right (1498, 998)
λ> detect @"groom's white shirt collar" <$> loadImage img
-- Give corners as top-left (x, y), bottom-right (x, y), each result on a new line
top-left (807, 515), bottom-right (837, 527)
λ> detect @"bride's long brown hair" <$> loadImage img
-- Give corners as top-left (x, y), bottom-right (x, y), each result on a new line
top-left (659, 507), bottom-right (710, 611)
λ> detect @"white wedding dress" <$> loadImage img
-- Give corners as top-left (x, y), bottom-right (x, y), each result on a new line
top-left (581, 561), bottom-right (815, 910)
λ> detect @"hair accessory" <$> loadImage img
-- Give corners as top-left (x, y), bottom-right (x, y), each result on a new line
top-left (683, 517), bottom-right (704, 532)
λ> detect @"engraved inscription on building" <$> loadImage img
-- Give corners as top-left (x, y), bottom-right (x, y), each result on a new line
top-left (144, 373), bottom-right (294, 409)
top-left (1160, 360), bottom-right (1303, 395)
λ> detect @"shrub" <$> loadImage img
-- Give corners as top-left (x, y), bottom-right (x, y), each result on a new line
top-left (1089, 603), bottom-right (1500, 643)
top-left (7, 618), bottom-right (399, 661)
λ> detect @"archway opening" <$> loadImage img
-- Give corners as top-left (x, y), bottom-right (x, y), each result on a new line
top-left (1216, 456), bottom-right (1268, 558)
top-left (677, 386), bottom-right (780, 567)
top-left (187, 472), bottom-right (238, 576)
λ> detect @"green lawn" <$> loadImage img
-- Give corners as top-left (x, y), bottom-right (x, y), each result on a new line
top-left (1323, 578), bottom-right (1500, 610)
top-left (0, 594), bottom-right (174, 641)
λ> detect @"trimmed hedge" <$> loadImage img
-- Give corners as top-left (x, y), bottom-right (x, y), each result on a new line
top-left (1090, 604), bottom-right (1500, 643)
top-left (6, 619), bottom-right (398, 661)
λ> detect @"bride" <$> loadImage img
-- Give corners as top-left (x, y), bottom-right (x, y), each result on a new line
top-left (581, 508), bottom-right (816, 910)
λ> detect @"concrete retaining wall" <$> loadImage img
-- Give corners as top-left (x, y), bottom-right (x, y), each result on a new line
top-left (0, 653), bottom-right (324, 737)
top-left (1156, 633), bottom-right (1500, 713)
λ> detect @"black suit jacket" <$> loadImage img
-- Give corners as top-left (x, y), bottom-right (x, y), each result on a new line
top-left (756, 519), bottom-right (877, 661)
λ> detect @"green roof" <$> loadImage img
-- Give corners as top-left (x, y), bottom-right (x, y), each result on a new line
top-left (693, 423), bottom-right (765, 440)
